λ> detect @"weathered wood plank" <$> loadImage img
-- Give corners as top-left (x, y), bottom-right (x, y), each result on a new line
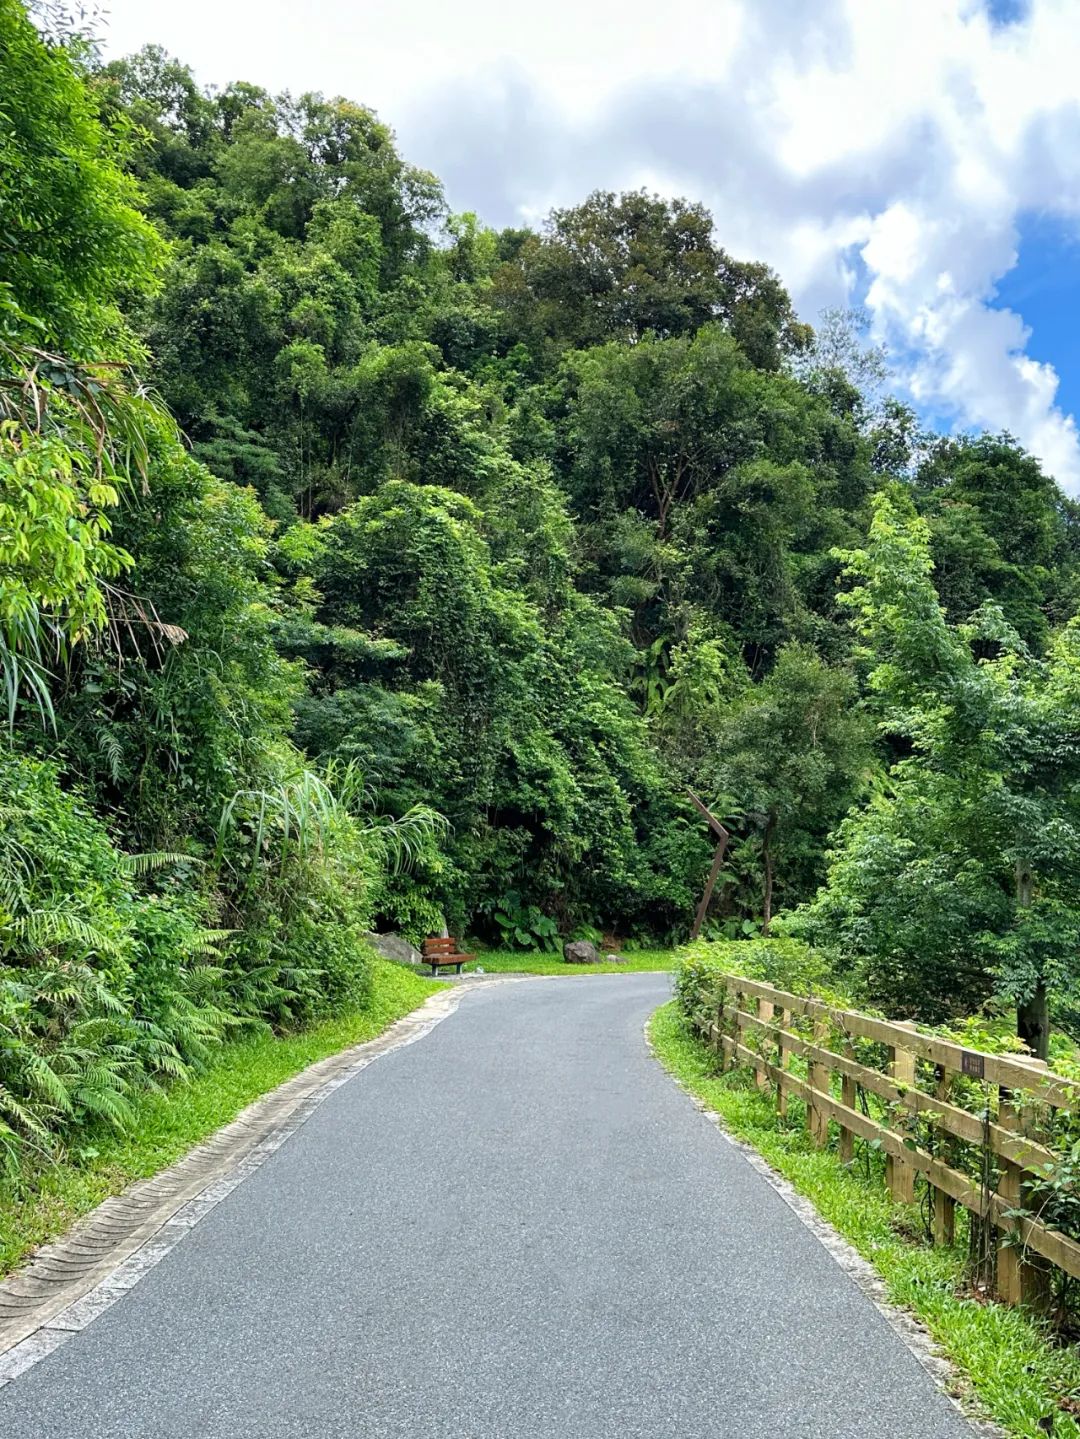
top-left (722, 975), bottom-right (1080, 1107)
top-left (714, 1027), bottom-right (1080, 1283)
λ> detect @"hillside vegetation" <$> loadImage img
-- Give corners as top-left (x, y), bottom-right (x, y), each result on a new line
top-left (1, 0), bottom-right (1079, 1178)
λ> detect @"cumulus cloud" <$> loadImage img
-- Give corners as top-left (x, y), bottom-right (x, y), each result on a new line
top-left (102, 0), bottom-right (1080, 491)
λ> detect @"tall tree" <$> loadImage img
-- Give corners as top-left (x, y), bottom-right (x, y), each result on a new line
top-left (913, 434), bottom-right (1080, 650)
top-left (709, 644), bottom-right (870, 932)
top-left (0, 0), bottom-right (163, 357)
top-left (491, 189), bottom-right (811, 366)
top-left (798, 488), bottom-right (1080, 1050)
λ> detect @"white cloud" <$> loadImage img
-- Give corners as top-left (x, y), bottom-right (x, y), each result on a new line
top-left (100, 0), bottom-right (1080, 492)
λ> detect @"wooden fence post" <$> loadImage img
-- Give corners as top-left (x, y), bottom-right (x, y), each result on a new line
top-left (777, 1009), bottom-right (791, 1117)
top-left (840, 1036), bottom-right (857, 1165)
top-left (808, 1013), bottom-right (832, 1148)
top-left (709, 976), bottom-right (726, 1060)
top-left (996, 1059), bottom-right (1051, 1309)
top-left (734, 979), bottom-right (745, 1071)
top-left (932, 1065), bottom-right (955, 1246)
top-left (729, 981), bottom-right (743, 1074)
top-left (756, 995), bottom-right (774, 1093)
top-left (721, 978), bottom-right (730, 1070)
top-left (886, 1022), bottom-right (917, 1203)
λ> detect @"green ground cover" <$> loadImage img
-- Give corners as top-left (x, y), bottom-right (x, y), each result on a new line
top-left (462, 948), bottom-right (678, 976)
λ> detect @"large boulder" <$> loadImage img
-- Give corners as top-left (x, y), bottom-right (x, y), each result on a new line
top-left (564, 940), bottom-right (601, 965)
top-left (364, 932), bottom-right (422, 967)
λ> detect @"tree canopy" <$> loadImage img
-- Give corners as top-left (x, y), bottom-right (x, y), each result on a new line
top-left (2, 5), bottom-right (1080, 1178)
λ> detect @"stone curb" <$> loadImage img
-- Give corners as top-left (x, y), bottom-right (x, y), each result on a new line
top-left (645, 1017), bottom-right (1008, 1439)
top-left (0, 980), bottom-right (495, 1387)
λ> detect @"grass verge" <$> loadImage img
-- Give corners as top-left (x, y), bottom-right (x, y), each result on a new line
top-left (464, 947), bottom-right (676, 975)
top-left (0, 960), bottom-right (440, 1279)
top-left (649, 1001), bottom-right (1080, 1439)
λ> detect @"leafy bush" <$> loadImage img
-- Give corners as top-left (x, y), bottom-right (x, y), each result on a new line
top-left (0, 754), bottom-right (223, 1176)
top-left (0, 742), bottom-right (446, 1180)
top-left (673, 937), bottom-right (841, 1021)
top-left (483, 891), bottom-right (561, 952)
top-left (213, 759), bottom-right (445, 1023)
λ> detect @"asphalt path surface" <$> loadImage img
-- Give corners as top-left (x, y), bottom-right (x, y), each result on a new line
top-left (0, 974), bottom-right (977, 1437)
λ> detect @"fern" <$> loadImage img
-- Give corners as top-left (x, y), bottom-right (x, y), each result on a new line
top-left (0, 836), bottom-right (33, 915)
top-left (117, 851), bottom-right (198, 876)
top-left (21, 1053), bottom-right (73, 1109)
top-left (95, 726), bottom-right (124, 783)
top-left (7, 909), bottom-right (126, 959)
top-left (72, 1085), bottom-right (133, 1127)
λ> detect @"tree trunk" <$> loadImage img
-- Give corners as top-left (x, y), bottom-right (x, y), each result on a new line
top-left (686, 791), bottom-right (731, 942)
top-left (1018, 979), bottom-right (1050, 1061)
top-left (762, 814), bottom-right (776, 937)
top-left (1015, 859), bottom-right (1049, 1060)
top-left (690, 836), bottom-right (728, 941)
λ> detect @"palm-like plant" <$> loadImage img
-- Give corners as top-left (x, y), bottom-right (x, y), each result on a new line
top-left (216, 759), bottom-right (446, 886)
top-left (0, 307), bottom-right (187, 729)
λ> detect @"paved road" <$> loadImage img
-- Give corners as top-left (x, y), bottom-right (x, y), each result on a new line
top-left (0, 975), bottom-right (976, 1438)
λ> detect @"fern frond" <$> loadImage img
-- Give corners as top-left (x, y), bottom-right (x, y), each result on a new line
top-left (72, 1086), bottom-right (133, 1126)
top-left (96, 727), bottom-right (124, 783)
top-left (117, 851), bottom-right (198, 876)
top-left (0, 1087), bottom-right (54, 1138)
top-left (7, 909), bottom-right (126, 959)
top-left (22, 1054), bottom-right (73, 1109)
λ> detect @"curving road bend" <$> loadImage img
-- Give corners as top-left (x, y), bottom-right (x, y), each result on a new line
top-left (0, 974), bottom-right (977, 1438)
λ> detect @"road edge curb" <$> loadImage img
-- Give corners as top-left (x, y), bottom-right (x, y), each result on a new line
top-left (645, 1011), bottom-right (1007, 1439)
top-left (0, 979), bottom-right (489, 1388)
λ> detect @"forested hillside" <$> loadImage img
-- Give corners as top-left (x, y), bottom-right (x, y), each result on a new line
top-left (3, 0), bottom-right (1080, 1174)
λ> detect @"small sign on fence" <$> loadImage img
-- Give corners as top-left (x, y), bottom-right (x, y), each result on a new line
top-left (961, 1051), bottom-right (986, 1079)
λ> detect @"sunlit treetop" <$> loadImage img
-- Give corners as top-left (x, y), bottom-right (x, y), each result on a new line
top-left (0, 0), bottom-right (165, 357)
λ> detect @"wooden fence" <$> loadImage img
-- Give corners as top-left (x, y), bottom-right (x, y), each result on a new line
top-left (688, 972), bottom-right (1080, 1308)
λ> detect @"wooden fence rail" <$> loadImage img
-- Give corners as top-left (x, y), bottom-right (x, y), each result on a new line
top-left (688, 973), bottom-right (1080, 1308)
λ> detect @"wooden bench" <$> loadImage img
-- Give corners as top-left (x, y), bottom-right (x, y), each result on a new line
top-left (422, 936), bottom-right (473, 975)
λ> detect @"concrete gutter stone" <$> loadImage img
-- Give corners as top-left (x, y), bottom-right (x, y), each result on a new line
top-left (0, 981), bottom-right (487, 1384)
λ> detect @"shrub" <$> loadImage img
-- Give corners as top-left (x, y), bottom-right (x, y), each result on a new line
top-left (673, 937), bottom-right (840, 1021)
top-left (0, 753), bottom-right (221, 1176)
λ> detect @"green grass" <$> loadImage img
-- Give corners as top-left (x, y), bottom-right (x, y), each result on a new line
top-left (0, 960), bottom-right (440, 1279)
top-left (649, 1001), bottom-right (1080, 1439)
top-left (463, 947), bottom-right (677, 975)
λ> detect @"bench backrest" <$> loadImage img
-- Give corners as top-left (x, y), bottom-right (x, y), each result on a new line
top-left (423, 936), bottom-right (459, 955)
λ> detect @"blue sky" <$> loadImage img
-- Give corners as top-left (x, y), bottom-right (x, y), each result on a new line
top-left (100, 0), bottom-right (1080, 494)
top-left (987, 0), bottom-right (1030, 23)
top-left (995, 216), bottom-right (1080, 425)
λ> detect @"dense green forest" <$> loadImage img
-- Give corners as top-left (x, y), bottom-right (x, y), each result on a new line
top-left (2, 0), bottom-right (1079, 1174)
